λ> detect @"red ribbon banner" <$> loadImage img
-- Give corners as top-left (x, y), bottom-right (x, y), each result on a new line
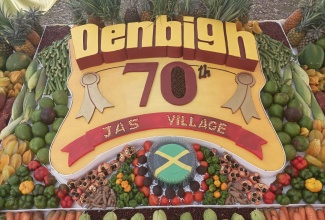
top-left (61, 112), bottom-right (267, 166)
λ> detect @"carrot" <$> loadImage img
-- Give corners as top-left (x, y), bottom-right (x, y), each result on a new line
top-left (32, 211), bottom-right (44, 220)
top-left (293, 212), bottom-right (303, 220)
top-left (75, 211), bottom-right (83, 220)
top-left (46, 210), bottom-right (56, 220)
top-left (58, 210), bottom-right (67, 220)
top-left (272, 215), bottom-right (280, 220)
top-left (65, 210), bottom-right (76, 220)
top-left (279, 209), bottom-right (288, 220)
top-left (264, 208), bottom-right (272, 220)
top-left (305, 205), bottom-right (317, 220)
top-left (280, 206), bottom-right (290, 220)
top-left (20, 212), bottom-right (32, 220)
top-left (270, 208), bottom-right (279, 218)
top-left (14, 212), bottom-right (21, 220)
top-left (298, 206), bottom-right (306, 220)
top-left (288, 207), bottom-right (295, 220)
top-left (50, 210), bottom-right (61, 220)
top-left (5, 212), bottom-right (15, 220)
top-left (316, 209), bottom-right (325, 220)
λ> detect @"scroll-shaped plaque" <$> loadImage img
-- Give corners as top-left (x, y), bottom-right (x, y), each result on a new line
top-left (222, 72), bottom-right (260, 124)
top-left (76, 72), bottom-right (114, 123)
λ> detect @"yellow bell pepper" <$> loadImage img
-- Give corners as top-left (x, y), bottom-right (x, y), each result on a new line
top-left (305, 178), bottom-right (323, 192)
top-left (121, 180), bottom-right (129, 189)
top-left (19, 180), bottom-right (34, 194)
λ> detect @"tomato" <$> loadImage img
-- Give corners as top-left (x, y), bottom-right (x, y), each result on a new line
top-left (192, 143), bottom-right (201, 151)
top-left (171, 196), bottom-right (181, 206)
top-left (193, 191), bottom-right (204, 202)
top-left (182, 192), bottom-right (193, 205)
top-left (134, 175), bottom-right (144, 187)
top-left (132, 158), bottom-right (139, 167)
top-left (133, 166), bottom-right (139, 175)
top-left (201, 181), bottom-right (208, 192)
top-left (149, 194), bottom-right (159, 206)
top-left (137, 150), bottom-right (146, 157)
top-left (203, 172), bottom-right (210, 180)
top-left (200, 161), bottom-right (208, 167)
top-left (140, 186), bottom-right (150, 197)
top-left (160, 196), bottom-right (169, 206)
top-left (143, 141), bottom-right (152, 152)
top-left (196, 151), bottom-right (204, 161)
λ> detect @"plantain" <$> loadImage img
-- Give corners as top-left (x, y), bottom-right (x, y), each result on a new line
top-left (35, 68), bottom-right (47, 101)
top-left (11, 85), bottom-right (27, 120)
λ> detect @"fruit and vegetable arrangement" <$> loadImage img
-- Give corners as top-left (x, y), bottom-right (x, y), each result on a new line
top-left (0, 0), bottom-right (325, 218)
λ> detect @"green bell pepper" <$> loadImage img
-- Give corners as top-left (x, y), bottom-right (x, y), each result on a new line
top-left (286, 188), bottom-right (302, 204)
top-left (9, 185), bottom-right (21, 198)
top-left (8, 174), bottom-right (20, 186)
top-left (16, 165), bottom-right (30, 177)
top-left (44, 185), bottom-right (55, 199)
top-left (32, 184), bottom-right (45, 196)
top-left (291, 177), bottom-right (305, 190)
top-left (0, 184), bottom-right (11, 198)
top-left (276, 194), bottom-right (291, 205)
top-left (318, 190), bottom-right (325, 203)
top-left (318, 172), bottom-right (325, 184)
top-left (299, 168), bottom-right (313, 180)
top-left (302, 189), bottom-right (318, 204)
top-left (308, 165), bottom-right (320, 177)
top-left (47, 196), bottom-right (60, 208)
top-left (0, 197), bottom-right (5, 209)
top-left (5, 196), bottom-right (19, 210)
top-left (34, 195), bottom-right (47, 209)
top-left (298, 43), bottom-right (325, 70)
top-left (18, 194), bottom-right (34, 209)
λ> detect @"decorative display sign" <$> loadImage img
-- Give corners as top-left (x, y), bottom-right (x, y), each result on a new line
top-left (50, 15), bottom-right (285, 178)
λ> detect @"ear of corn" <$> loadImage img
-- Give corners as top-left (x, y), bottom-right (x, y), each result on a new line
top-left (0, 115), bottom-right (23, 140)
top-left (22, 91), bottom-right (36, 123)
top-left (311, 90), bottom-right (325, 126)
top-left (35, 68), bottom-right (47, 101)
top-left (294, 90), bottom-right (311, 116)
top-left (291, 63), bottom-right (310, 86)
top-left (282, 63), bottom-right (292, 85)
top-left (11, 85), bottom-right (27, 120)
top-left (25, 59), bottom-right (38, 83)
top-left (27, 68), bottom-right (41, 92)
top-left (292, 67), bottom-right (311, 106)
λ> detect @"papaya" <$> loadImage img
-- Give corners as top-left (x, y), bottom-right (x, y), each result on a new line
top-left (298, 43), bottom-right (324, 70)
top-left (6, 52), bottom-right (32, 71)
top-left (0, 55), bottom-right (7, 71)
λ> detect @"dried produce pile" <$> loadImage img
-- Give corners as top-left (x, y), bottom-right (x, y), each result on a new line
top-left (259, 22), bottom-right (291, 48)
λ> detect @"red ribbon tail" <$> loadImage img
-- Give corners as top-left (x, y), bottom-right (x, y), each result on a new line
top-left (61, 135), bottom-right (94, 166)
top-left (234, 129), bottom-right (267, 159)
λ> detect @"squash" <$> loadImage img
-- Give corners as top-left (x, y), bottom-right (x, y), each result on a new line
top-left (298, 43), bottom-right (324, 70)
top-left (131, 213), bottom-right (145, 220)
top-left (180, 212), bottom-right (193, 220)
top-left (79, 213), bottom-right (91, 220)
top-left (152, 210), bottom-right (167, 220)
top-left (103, 212), bottom-right (117, 220)
top-left (203, 209), bottom-right (217, 220)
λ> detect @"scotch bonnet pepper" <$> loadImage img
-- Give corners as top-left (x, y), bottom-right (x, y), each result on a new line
top-left (305, 178), bottom-right (322, 192)
top-left (263, 190), bottom-right (276, 204)
top-left (291, 177), bottom-right (305, 190)
top-left (291, 156), bottom-right (308, 171)
top-left (34, 195), bottom-right (47, 209)
top-left (16, 165), bottom-right (30, 177)
top-left (19, 180), bottom-right (34, 194)
top-left (302, 189), bottom-right (318, 204)
top-left (276, 173), bottom-right (291, 186)
top-left (318, 190), bottom-right (325, 203)
top-left (299, 168), bottom-right (313, 180)
top-left (284, 165), bottom-right (299, 177)
top-left (18, 194), bottom-right (34, 209)
top-left (276, 194), bottom-right (291, 205)
top-left (286, 188), bottom-right (302, 204)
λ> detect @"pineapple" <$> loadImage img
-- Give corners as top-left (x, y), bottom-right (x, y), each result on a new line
top-left (287, 7), bottom-right (323, 47)
top-left (0, 37), bottom-right (13, 57)
top-left (139, 0), bottom-right (153, 21)
top-left (283, 0), bottom-right (321, 34)
top-left (189, 0), bottom-right (206, 18)
top-left (67, 0), bottom-right (87, 25)
top-left (124, 0), bottom-right (140, 23)
top-left (174, 0), bottom-right (190, 21)
top-left (150, 0), bottom-right (179, 21)
top-left (14, 10), bottom-right (40, 48)
top-left (23, 6), bottom-right (44, 36)
top-left (297, 25), bottom-right (325, 52)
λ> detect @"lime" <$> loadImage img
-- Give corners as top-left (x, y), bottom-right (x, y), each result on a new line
top-left (283, 144), bottom-right (297, 161)
top-left (263, 81), bottom-right (279, 95)
top-left (31, 109), bottom-right (42, 123)
top-left (292, 135), bottom-right (309, 152)
top-left (52, 90), bottom-right (68, 106)
top-left (273, 93), bottom-right (290, 106)
top-left (260, 92), bottom-right (273, 109)
top-left (277, 131), bottom-right (292, 145)
top-left (315, 38), bottom-right (325, 50)
top-left (280, 84), bottom-right (295, 100)
top-left (52, 118), bottom-right (64, 132)
top-left (45, 131), bottom-right (56, 146)
top-left (298, 115), bottom-right (313, 131)
top-left (15, 123), bottom-right (33, 141)
top-left (283, 122), bottom-right (301, 138)
top-left (270, 117), bottom-right (283, 132)
top-left (32, 122), bottom-right (49, 138)
top-left (268, 104), bottom-right (284, 119)
top-left (37, 147), bottom-right (49, 164)
top-left (39, 97), bottom-right (55, 109)
top-left (287, 99), bottom-right (302, 110)
top-left (29, 137), bottom-right (46, 154)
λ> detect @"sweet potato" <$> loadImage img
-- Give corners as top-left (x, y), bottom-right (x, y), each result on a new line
top-left (314, 91), bottom-right (325, 114)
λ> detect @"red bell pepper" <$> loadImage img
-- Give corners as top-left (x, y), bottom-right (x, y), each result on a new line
top-left (33, 166), bottom-right (50, 181)
top-left (290, 156), bottom-right (307, 171)
top-left (44, 173), bottom-right (57, 186)
top-left (55, 184), bottom-right (69, 199)
top-left (263, 190), bottom-right (276, 204)
top-left (60, 195), bottom-right (73, 208)
top-left (28, 160), bottom-right (41, 171)
top-left (276, 173), bottom-right (291, 186)
top-left (284, 165), bottom-right (299, 177)
top-left (269, 181), bottom-right (283, 195)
